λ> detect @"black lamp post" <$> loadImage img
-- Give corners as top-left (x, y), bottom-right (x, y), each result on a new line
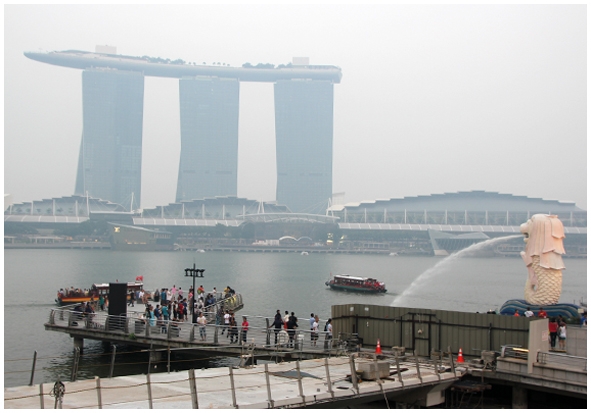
top-left (184, 264), bottom-right (205, 323)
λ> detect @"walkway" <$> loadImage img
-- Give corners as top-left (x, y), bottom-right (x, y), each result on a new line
top-left (5, 354), bottom-right (463, 408)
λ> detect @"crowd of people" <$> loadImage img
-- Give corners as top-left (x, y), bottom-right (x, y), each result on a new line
top-left (268, 310), bottom-right (333, 348)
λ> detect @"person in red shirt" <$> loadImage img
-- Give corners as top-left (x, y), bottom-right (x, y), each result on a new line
top-left (241, 316), bottom-right (249, 344)
top-left (548, 317), bottom-right (559, 349)
top-left (537, 308), bottom-right (548, 318)
top-left (513, 309), bottom-right (520, 317)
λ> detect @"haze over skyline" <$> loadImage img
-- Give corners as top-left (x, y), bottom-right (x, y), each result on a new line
top-left (5, 5), bottom-right (587, 210)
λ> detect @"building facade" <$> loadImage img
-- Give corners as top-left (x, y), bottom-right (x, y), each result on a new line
top-left (176, 77), bottom-right (240, 202)
top-left (74, 69), bottom-right (144, 210)
top-left (274, 80), bottom-right (334, 213)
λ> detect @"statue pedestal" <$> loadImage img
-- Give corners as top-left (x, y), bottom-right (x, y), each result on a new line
top-left (500, 299), bottom-right (583, 319)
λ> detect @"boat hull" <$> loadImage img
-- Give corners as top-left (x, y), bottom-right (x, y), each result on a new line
top-left (326, 282), bottom-right (386, 294)
top-left (56, 296), bottom-right (97, 306)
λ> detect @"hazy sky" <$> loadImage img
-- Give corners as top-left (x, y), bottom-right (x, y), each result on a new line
top-left (4, 4), bottom-right (587, 210)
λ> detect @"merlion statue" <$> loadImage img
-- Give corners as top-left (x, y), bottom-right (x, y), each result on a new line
top-left (520, 214), bottom-right (565, 306)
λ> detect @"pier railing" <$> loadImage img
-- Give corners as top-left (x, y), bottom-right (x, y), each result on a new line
top-left (537, 352), bottom-right (587, 371)
top-left (47, 306), bottom-right (333, 351)
top-left (6, 354), bottom-right (460, 409)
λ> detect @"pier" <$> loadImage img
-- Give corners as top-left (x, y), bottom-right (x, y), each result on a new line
top-left (44, 302), bottom-right (348, 363)
top-left (5, 354), bottom-right (463, 408)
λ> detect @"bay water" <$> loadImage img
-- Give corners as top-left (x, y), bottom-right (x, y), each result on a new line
top-left (4, 248), bottom-right (586, 387)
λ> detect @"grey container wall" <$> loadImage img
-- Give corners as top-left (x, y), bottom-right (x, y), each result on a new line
top-left (331, 304), bottom-right (532, 357)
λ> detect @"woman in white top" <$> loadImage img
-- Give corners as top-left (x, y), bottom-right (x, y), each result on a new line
top-left (558, 324), bottom-right (567, 350)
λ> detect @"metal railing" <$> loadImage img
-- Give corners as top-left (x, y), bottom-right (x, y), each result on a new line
top-left (537, 352), bottom-right (587, 371)
top-left (47, 307), bottom-right (334, 351)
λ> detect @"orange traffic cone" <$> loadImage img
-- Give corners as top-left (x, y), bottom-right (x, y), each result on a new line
top-left (457, 348), bottom-right (465, 363)
top-left (375, 339), bottom-right (382, 355)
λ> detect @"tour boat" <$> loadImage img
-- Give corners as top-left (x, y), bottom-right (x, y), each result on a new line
top-left (325, 274), bottom-right (387, 293)
top-left (56, 277), bottom-right (145, 305)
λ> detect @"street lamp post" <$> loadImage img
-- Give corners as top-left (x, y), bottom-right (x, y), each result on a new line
top-left (184, 264), bottom-right (205, 323)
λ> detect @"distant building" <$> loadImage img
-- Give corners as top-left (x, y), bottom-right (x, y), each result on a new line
top-left (74, 69), bottom-right (144, 210)
top-left (176, 77), bottom-right (240, 202)
top-left (274, 80), bottom-right (334, 213)
top-left (25, 50), bottom-right (342, 213)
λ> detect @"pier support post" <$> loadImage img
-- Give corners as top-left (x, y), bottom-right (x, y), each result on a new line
top-left (29, 350), bottom-right (37, 386)
top-left (228, 367), bottom-right (237, 408)
top-left (188, 369), bottom-right (199, 409)
top-left (512, 385), bottom-right (528, 409)
top-left (109, 345), bottom-right (117, 378)
top-left (39, 383), bottom-right (44, 409)
top-left (324, 359), bottom-right (334, 398)
top-left (296, 361), bottom-right (305, 405)
top-left (95, 376), bottom-right (102, 409)
top-left (349, 355), bottom-right (359, 394)
top-left (73, 337), bottom-right (84, 351)
top-left (264, 363), bottom-right (274, 408)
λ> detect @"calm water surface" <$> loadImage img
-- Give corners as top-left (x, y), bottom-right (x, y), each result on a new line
top-left (4, 249), bottom-right (586, 387)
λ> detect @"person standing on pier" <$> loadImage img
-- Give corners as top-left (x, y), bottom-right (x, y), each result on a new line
top-left (311, 315), bottom-right (320, 346)
top-left (241, 316), bottom-right (249, 344)
top-left (558, 323), bottom-right (567, 350)
top-left (223, 310), bottom-right (231, 336)
top-left (197, 312), bottom-right (207, 341)
top-left (548, 317), bottom-right (558, 349)
top-left (287, 312), bottom-right (298, 348)
top-left (324, 318), bottom-right (333, 350)
top-left (229, 313), bottom-right (238, 344)
top-left (270, 310), bottom-right (283, 344)
top-left (284, 311), bottom-right (290, 329)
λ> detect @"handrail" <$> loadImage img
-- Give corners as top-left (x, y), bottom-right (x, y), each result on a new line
top-left (537, 351), bottom-right (587, 371)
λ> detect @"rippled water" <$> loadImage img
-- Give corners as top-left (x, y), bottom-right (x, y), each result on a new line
top-left (4, 248), bottom-right (586, 386)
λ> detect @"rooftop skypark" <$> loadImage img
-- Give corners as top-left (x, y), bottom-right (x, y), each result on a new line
top-left (24, 50), bottom-right (343, 83)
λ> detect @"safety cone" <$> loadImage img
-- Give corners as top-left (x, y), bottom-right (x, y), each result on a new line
top-left (457, 348), bottom-right (465, 363)
top-left (375, 339), bottom-right (382, 355)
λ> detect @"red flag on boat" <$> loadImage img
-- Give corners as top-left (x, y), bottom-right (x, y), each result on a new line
top-left (136, 275), bottom-right (143, 282)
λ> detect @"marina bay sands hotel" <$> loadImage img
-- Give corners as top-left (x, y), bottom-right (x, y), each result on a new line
top-left (25, 47), bottom-right (342, 212)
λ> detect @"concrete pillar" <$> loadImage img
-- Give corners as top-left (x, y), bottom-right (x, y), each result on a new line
top-left (512, 385), bottom-right (527, 409)
top-left (73, 337), bottom-right (84, 351)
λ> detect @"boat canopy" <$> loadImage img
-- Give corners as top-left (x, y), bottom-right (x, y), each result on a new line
top-left (334, 274), bottom-right (369, 282)
top-left (92, 282), bottom-right (143, 291)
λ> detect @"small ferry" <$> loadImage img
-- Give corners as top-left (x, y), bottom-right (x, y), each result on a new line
top-left (56, 277), bottom-right (145, 305)
top-left (325, 274), bottom-right (387, 293)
